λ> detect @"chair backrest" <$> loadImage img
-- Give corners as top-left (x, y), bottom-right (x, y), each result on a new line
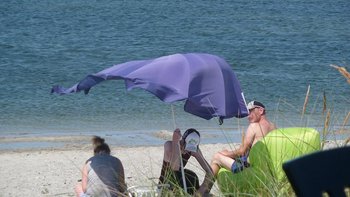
top-left (249, 127), bottom-right (321, 181)
top-left (283, 146), bottom-right (350, 197)
top-left (216, 127), bottom-right (321, 195)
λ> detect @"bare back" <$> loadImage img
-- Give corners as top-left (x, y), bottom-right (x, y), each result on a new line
top-left (249, 119), bottom-right (276, 146)
top-left (243, 116), bottom-right (275, 152)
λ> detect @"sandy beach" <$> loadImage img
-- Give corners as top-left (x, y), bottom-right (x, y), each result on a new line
top-left (0, 135), bottom-right (235, 197)
top-left (0, 130), bottom-right (347, 197)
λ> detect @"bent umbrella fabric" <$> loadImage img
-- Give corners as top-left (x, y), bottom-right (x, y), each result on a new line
top-left (51, 53), bottom-right (248, 121)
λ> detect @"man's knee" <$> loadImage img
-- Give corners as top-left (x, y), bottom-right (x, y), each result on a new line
top-left (211, 152), bottom-right (223, 164)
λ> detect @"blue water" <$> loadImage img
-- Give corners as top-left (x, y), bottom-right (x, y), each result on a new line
top-left (1, 0), bottom-right (349, 145)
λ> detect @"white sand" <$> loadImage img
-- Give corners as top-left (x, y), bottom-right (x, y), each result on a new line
top-left (0, 142), bottom-right (236, 197)
top-left (2, 132), bottom-right (344, 197)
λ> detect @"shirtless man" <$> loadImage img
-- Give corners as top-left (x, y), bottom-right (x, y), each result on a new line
top-left (201, 101), bottom-right (276, 194)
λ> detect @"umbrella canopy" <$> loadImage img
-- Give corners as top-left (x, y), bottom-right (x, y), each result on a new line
top-left (51, 53), bottom-right (248, 122)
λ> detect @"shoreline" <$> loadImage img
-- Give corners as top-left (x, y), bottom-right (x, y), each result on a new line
top-left (1, 127), bottom-right (349, 152)
top-left (0, 129), bottom-right (245, 152)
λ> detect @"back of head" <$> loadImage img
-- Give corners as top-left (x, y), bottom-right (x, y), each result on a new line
top-left (92, 136), bottom-right (111, 155)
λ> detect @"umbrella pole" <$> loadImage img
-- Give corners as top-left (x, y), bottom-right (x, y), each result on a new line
top-left (171, 104), bottom-right (187, 194)
top-left (171, 104), bottom-right (178, 129)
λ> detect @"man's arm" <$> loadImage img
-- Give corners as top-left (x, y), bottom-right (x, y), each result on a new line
top-left (81, 163), bottom-right (89, 192)
top-left (193, 149), bottom-right (212, 174)
top-left (193, 149), bottom-right (214, 196)
top-left (219, 125), bottom-right (256, 158)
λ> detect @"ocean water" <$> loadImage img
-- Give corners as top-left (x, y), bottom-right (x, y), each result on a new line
top-left (1, 0), bottom-right (349, 145)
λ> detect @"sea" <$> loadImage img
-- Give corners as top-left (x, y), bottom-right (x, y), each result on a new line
top-left (1, 0), bottom-right (349, 149)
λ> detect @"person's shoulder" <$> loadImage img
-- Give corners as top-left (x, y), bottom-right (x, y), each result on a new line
top-left (247, 122), bottom-right (260, 131)
top-left (109, 155), bottom-right (124, 165)
top-left (249, 122), bottom-right (260, 127)
top-left (85, 156), bottom-right (94, 163)
top-left (269, 121), bottom-right (277, 131)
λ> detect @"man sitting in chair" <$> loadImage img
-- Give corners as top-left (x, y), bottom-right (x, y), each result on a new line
top-left (203, 101), bottom-right (277, 194)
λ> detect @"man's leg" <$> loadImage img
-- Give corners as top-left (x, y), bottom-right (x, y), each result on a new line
top-left (211, 152), bottom-right (235, 175)
top-left (202, 152), bottom-right (235, 193)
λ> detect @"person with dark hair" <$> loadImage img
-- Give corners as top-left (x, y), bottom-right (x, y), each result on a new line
top-left (158, 128), bottom-right (212, 196)
top-left (75, 136), bottom-right (127, 197)
top-left (202, 101), bottom-right (277, 194)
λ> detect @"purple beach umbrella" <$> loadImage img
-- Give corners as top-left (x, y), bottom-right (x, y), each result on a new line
top-left (51, 53), bottom-right (249, 123)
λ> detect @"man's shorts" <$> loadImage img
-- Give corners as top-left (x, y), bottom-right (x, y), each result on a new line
top-left (231, 156), bottom-right (250, 173)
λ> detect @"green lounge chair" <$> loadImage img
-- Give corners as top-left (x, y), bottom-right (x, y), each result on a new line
top-left (217, 127), bottom-right (321, 196)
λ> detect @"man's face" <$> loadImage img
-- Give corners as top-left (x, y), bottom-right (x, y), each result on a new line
top-left (248, 107), bottom-right (263, 123)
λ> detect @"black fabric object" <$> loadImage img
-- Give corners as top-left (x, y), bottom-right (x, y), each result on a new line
top-left (170, 169), bottom-right (200, 195)
top-left (283, 146), bottom-right (350, 197)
